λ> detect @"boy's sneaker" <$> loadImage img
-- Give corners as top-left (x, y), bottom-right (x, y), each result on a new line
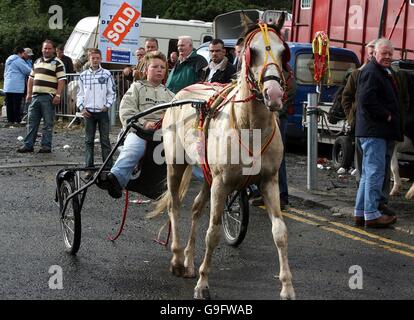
top-left (106, 173), bottom-right (123, 199)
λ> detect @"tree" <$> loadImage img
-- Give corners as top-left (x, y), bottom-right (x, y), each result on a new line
top-left (0, 0), bottom-right (72, 61)
top-left (163, 0), bottom-right (254, 21)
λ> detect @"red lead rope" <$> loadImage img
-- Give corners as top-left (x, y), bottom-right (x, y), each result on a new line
top-left (108, 190), bottom-right (129, 242)
top-left (108, 190), bottom-right (172, 247)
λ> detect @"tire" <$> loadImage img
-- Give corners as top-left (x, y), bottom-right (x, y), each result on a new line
top-left (332, 136), bottom-right (354, 169)
top-left (222, 189), bottom-right (249, 247)
top-left (59, 179), bottom-right (81, 255)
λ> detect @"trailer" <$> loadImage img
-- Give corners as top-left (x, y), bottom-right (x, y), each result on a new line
top-left (290, 0), bottom-right (414, 62)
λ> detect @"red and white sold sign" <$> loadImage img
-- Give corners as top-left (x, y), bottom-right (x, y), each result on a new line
top-left (102, 2), bottom-right (141, 46)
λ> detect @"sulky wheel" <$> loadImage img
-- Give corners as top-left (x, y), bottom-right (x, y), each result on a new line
top-left (59, 179), bottom-right (81, 255)
top-left (222, 189), bottom-right (249, 247)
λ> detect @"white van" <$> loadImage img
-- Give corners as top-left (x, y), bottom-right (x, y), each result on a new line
top-left (64, 16), bottom-right (213, 65)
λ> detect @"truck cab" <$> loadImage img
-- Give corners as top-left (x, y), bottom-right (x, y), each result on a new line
top-left (287, 42), bottom-right (360, 139)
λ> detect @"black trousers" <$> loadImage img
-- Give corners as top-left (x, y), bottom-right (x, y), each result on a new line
top-left (5, 92), bottom-right (24, 123)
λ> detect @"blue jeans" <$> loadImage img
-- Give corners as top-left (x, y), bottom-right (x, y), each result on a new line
top-left (111, 133), bottom-right (147, 188)
top-left (278, 117), bottom-right (288, 202)
top-left (354, 137), bottom-right (387, 221)
top-left (24, 94), bottom-right (55, 149)
top-left (85, 111), bottom-right (113, 168)
top-left (355, 137), bottom-right (395, 206)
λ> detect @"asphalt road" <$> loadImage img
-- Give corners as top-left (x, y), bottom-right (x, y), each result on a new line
top-left (0, 165), bottom-right (413, 301)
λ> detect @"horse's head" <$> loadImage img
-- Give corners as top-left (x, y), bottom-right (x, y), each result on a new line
top-left (241, 16), bottom-right (290, 111)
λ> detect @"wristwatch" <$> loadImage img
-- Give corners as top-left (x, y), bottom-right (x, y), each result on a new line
top-left (55, 94), bottom-right (61, 98)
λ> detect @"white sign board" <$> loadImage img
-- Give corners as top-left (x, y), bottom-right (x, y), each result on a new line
top-left (98, 0), bottom-right (142, 65)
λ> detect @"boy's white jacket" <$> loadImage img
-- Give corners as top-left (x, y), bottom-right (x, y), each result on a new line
top-left (76, 66), bottom-right (116, 112)
top-left (119, 80), bottom-right (175, 129)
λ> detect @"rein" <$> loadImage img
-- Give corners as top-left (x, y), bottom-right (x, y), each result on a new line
top-left (244, 23), bottom-right (287, 94)
top-left (194, 24), bottom-right (288, 187)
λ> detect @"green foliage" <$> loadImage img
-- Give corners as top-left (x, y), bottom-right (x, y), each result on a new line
top-left (163, 0), bottom-right (255, 21)
top-left (0, 0), bottom-right (72, 61)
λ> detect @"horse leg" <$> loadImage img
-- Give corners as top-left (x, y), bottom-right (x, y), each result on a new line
top-left (260, 177), bottom-right (296, 300)
top-left (183, 181), bottom-right (210, 278)
top-left (167, 163), bottom-right (188, 277)
top-left (194, 179), bottom-right (227, 300)
top-left (389, 145), bottom-right (401, 196)
top-left (406, 182), bottom-right (414, 199)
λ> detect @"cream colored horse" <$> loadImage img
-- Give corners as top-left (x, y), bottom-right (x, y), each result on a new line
top-left (389, 135), bottom-right (414, 199)
top-left (151, 20), bottom-right (295, 300)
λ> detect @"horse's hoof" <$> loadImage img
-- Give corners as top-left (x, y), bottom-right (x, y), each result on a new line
top-left (183, 266), bottom-right (196, 278)
top-left (194, 286), bottom-right (211, 300)
top-left (170, 264), bottom-right (185, 277)
top-left (280, 286), bottom-right (296, 300)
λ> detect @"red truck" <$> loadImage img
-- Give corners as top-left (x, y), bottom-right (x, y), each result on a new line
top-left (289, 0), bottom-right (414, 62)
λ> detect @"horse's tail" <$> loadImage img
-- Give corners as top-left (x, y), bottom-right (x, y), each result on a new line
top-left (147, 165), bottom-right (193, 219)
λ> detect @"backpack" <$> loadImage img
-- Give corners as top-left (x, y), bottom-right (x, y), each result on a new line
top-left (327, 85), bottom-right (347, 124)
top-left (327, 70), bottom-right (355, 124)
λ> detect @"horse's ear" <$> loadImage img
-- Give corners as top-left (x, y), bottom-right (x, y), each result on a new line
top-left (240, 11), bottom-right (254, 34)
top-left (275, 12), bottom-right (286, 32)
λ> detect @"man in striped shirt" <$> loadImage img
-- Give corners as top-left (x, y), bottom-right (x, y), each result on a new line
top-left (17, 39), bottom-right (66, 153)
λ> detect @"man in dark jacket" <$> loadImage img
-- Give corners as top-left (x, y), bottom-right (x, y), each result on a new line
top-left (354, 38), bottom-right (402, 228)
top-left (203, 39), bottom-right (236, 84)
top-left (166, 36), bottom-right (207, 93)
top-left (56, 44), bottom-right (74, 74)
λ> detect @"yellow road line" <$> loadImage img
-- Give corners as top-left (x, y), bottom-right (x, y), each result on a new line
top-left (279, 212), bottom-right (414, 259)
top-left (288, 207), bottom-right (414, 252)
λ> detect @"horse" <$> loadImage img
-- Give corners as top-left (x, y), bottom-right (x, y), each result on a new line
top-left (66, 80), bottom-right (79, 115)
top-left (150, 17), bottom-right (295, 300)
top-left (390, 135), bottom-right (414, 199)
top-left (390, 70), bottom-right (414, 199)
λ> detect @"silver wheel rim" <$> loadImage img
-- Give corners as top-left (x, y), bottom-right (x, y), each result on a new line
top-left (223, 192), bottom-right (242, 241)
top-left (60, 183), bottom-right (75, 250)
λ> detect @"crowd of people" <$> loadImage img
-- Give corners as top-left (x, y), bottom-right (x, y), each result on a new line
top-left (3, 32), bottom-right (410, 229)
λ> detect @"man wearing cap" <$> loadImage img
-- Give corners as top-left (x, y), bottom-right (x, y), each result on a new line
top-left (3, 47), bottom-right (32, 125)
top-left (23, 48), bottom-right (34, 68)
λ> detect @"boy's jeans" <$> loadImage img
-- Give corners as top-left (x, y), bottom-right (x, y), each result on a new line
top-left (111, 133), bottom-right (147, 188)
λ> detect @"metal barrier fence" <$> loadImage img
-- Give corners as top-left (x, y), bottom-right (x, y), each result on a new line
top-left (56, 70), bottom-right (131, 126)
